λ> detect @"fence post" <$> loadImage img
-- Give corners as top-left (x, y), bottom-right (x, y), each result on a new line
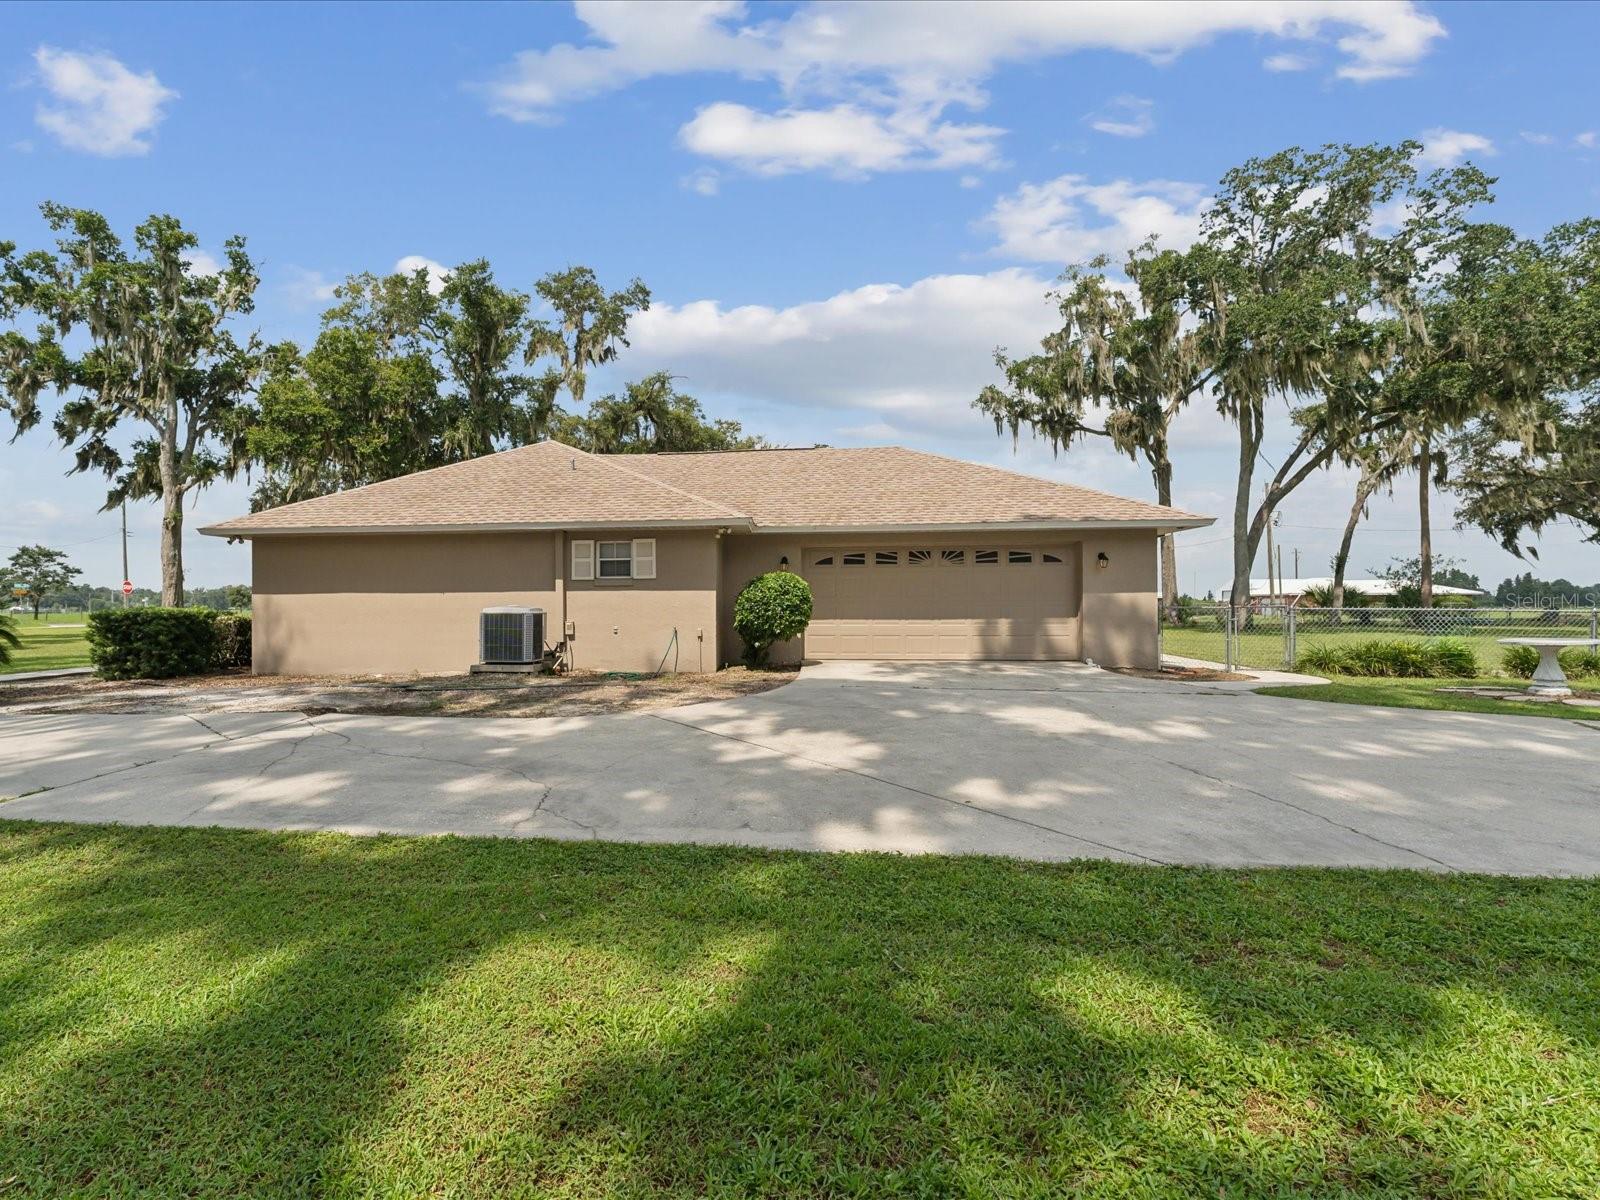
top-left (1592, 605), bottom-right (1597, 642)
top-left (1285, 605), bottom-right (1296, 668)
top-left (1225, 605), bottom-right (1235, 672)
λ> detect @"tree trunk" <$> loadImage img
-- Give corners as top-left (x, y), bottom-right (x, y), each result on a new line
top-left (1154, 457), bottom-right (1179, 622)
top-left (1331, 473), bottom-right (1378, 622)
top-left (159, 393), bottom-right (184, 607)
top-left (1229, 408), bottom-right (1260, 627)
top-left (1417, 434), bottom-right (1433, 609)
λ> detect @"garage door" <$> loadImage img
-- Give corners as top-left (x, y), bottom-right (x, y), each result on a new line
top-left (802, 546), bottom-right (1080, 661)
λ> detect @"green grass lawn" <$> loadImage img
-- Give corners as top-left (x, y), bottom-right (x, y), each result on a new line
top-left (1, 822), bottom-right (1597, 1197)
top-left (1257, 676), bottom-right (1600, 721)
top-left (0, 620), bottom-right (91, 675)
top-left (1163, 614), bottom-right (1598, 673)
top-left (5, 610), bottom-right (97, 625)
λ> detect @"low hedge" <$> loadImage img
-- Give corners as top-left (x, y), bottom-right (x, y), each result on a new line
top-left (87, 608), bottom-right (251, 680)
top-left (1502, 644), bottom-right (1600, 679)
top-left (212, 613), bottom-right (253, 671)
top-left (1294, 637), bottom-right (1478, 678)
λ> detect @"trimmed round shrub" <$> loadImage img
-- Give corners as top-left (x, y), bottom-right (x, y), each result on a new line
top-left (87, 607), bottom-right (220, 680)
top-left (733, 571), bottom-right (812, 666)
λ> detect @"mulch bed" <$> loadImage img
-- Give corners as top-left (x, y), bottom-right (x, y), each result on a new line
top-left (1110, 665), bottom-right (1255, 682)
top-left (0, 666), bottom-right (798, 719)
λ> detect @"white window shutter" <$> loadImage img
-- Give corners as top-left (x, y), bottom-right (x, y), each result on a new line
top-left (571, 539), bottom-right (595, 581)
top-left (632, 538), bottom-right (656, 580)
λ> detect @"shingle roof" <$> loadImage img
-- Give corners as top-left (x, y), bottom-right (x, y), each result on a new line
top-left (620, 446), bottom-right (1208, 529)
top-left (201, 441), bottom-right (1211, 536)
top-left (200, 442), bottom-right (745, 535)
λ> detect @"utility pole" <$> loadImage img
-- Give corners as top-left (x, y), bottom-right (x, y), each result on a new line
top-left (1263, 493), bottom-right (1277, 611)
top-left (120, 500), bottom-right (130, 607)
top-left (1293, 547), bottom-right (1300, 579)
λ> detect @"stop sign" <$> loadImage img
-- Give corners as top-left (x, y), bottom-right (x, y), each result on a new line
top-left (121, 580), bottom-right (134, 596)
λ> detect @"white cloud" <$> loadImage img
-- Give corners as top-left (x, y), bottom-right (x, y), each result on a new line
top-left (18, 499), bottom-right (65, 523)
top-left (479, 2), bottom-right (1446, 177)
top-left (1576, 131), bottom-right (1598, 149)
top-left (981, 174), bottom-right (1207, 264)
top-left (1417, 127), bottom-right (1496, 168)
top-left (679, 101), bottom-right (1001, 175)
top-left (182, 249), bottom-right (223, 278)
top-left (622, 269), bottom-right (1059, 438)
top-left (282, 267), bottom-right (340, 308)
top-left (1520, 130), bottom-right (1555, 146)
top-left (32, 46), bottom-right (177, 157)
top-left (395, 255), bottom-right (450, 294)
top-left (1086, 94), bottom-right (1153, 138)
top-left (682, 167), bottom-right (721, 195)
top-left (1263, 52), bottom-right (1312, 72)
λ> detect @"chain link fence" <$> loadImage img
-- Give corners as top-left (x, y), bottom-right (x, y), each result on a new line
top-left (1160, 603), bottom-right (1600, 673)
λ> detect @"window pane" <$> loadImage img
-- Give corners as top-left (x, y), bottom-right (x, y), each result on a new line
top-left (875, 550), bottom-right (898, 565)
top-left (813, 555), bottom-right (834, 566)
top-left (1009, 550), bottom-right (1033, 564)
top-left (597, 541), bottom-right (632, 578)
top-left (841, 552), bottom-right (866, 566)
top-left (907, 549), bottom-right (933, 564)
top-left (974, 549), bottom-right (998, 564)
top-left (940, 549), bottom-right (965, 564)
top-left (1042, 552), bottom-right (1062, 563)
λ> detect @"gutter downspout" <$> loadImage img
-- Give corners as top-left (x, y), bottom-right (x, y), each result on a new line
top-left (556, 532), bottom-right (570, 671)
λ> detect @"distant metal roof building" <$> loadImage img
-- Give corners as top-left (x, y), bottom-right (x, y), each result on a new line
top-left (1221, 577), bottom-right (1484, 602)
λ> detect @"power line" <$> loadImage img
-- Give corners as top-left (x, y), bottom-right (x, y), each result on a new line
top-left (0, 530), bottom-right (131, 552)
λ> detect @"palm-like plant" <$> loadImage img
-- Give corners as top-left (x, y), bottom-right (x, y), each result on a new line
top-left (0, 613), bottom-right (22, 668)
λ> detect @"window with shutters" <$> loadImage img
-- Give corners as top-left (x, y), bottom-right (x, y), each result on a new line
top-left (598, 541), bottom-right (632, 578)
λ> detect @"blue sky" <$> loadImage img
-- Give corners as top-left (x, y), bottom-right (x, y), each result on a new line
top-left (2, 0), bottom-right (1598, 595)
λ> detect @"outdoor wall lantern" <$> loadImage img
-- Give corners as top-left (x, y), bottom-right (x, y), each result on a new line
top-left (1096, 552), bottom-right (1110, 569)
top-left (779, 555), bottom-right (790, 569)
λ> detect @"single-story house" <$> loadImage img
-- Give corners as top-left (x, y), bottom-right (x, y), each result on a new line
top-left (201, 441), bottom-right (1212, 675)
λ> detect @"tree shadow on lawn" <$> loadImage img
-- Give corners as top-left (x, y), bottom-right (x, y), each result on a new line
top-left (0, 821), bottom-right (1596, 1197)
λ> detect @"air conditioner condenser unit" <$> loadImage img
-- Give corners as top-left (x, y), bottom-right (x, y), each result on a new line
top-left (479, 606), bottom-right (545, 664)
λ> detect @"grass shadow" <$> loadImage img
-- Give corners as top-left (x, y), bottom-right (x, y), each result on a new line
top-left (1, 822), bottom-right (1597, 1196)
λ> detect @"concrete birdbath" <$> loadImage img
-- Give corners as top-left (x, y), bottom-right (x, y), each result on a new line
top-left (1498, 637), bottom-right (1600, 697)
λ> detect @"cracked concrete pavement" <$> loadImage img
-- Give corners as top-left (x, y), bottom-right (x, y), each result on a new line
top-left (2, 661), bottom-right (1597, 873)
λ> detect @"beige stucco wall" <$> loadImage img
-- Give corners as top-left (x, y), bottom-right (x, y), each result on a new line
top-left (252, 532), bottom-right (560, 675)
top-left (1079, 528), bottom-right (1160, 669)
top-left (254, 528), bottom-right (723, 676)
top-left (720, 529), bottom-right (1164, 668)
top-left (252, 524), bottom-right (1157, 676)
top-left (564, 529), bottom-right (721, 674)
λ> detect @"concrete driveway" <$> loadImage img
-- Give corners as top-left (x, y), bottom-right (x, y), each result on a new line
top-left (3, 662), bottom-right (1596, 874)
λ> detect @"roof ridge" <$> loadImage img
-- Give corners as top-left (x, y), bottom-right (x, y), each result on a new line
top-left (891, 446), bottom-right (1204, 519)
top-left (208, 441), bottom-right (558, 525)
top-left (583, 447), bottom-right (751, 521)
